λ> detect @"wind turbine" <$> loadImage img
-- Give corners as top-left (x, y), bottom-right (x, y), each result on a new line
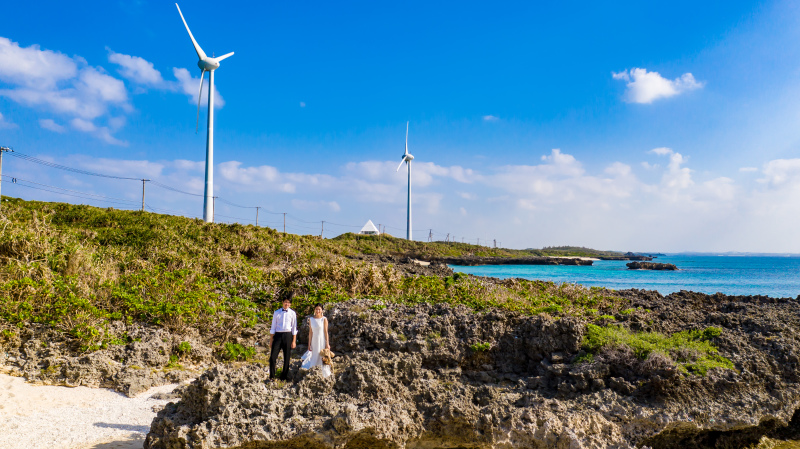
top-left (176, 3), bottom-right (234, 223)
top-left (396, 122), bottom-right (414, 240)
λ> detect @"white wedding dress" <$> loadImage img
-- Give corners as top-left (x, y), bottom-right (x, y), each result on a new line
top-left (301, 317), bottom-right (331, 377)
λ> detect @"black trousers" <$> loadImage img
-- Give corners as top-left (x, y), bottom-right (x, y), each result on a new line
top-left (269, 332), bottom-right (292, 380)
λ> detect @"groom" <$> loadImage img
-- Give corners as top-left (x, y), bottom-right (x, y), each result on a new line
top-left (269, 298), bottom-right (297, 381)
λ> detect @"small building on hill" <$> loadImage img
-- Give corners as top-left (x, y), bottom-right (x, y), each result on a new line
top-left (359, 220), bottom-right (380, 235)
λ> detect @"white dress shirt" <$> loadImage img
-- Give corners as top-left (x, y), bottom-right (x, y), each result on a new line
top-left (270, 308), bottom-right (298, 335)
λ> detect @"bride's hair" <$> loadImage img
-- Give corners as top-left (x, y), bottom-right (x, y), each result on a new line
top-left (313, 303), bottom-right (324, 313)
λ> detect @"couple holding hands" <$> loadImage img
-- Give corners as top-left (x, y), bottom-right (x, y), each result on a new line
top-left (268, 298), bottom-right (333, 380)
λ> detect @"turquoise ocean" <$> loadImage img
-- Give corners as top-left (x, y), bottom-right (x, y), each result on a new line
top-left (450, 255), bottom-right (800, 298)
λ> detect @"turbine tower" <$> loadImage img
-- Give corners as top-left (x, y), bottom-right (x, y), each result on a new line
top-left (176, 3), bottom-right (234, 223)
top-left (396, 122), bottom-right (414, 240)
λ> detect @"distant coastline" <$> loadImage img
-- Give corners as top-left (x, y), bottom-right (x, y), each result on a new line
top-left (441, 253), bottom-right (651, 267)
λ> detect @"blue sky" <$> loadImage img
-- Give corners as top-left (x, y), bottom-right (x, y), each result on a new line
top-left (1, 0), bottom-right (800, 252)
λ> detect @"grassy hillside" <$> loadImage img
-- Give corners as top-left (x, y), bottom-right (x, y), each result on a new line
top-left (0, 197), bottom-right (628, 351)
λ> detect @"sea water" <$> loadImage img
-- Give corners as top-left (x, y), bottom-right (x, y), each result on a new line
top-left (450, 255), bottom-right (800, 298)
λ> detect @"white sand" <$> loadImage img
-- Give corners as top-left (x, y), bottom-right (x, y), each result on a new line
top-left (0, 373), bottom-right (179, 449)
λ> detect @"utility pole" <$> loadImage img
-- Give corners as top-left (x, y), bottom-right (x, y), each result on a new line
top-left (428, 229), bottom-right (432, 242)
top-left (494, 239), bottom-right (496, 248)
top-left (0, 146), bottom-right (12, 210)
top-left (141, 179), bottom-right (150, 212)
top-left (320, 221), bottom-right (325, 238)
top-left (283, 213), bottom-right (286, 233)
top-left (255, 207), bottom-right (260, 227)
top-left (446, 233), bottom-right (450, 243)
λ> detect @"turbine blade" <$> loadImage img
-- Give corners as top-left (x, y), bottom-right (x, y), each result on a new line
top-left (405, 121), bottom-right (409, 155)
top-left (196, 69), bottom-right (206, 133)
top-left (396, 159), bottom-right (406, 172)
top-left (216, 52), bottom-right (235, 62)
top-left (175, 4), bottom-right (207, 60)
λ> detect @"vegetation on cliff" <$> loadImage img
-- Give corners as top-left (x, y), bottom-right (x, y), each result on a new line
top-left (581, 324), bottom-right (734, 375)
top-left (0, 198), bottom-right (731, 379)
top-left (0, 198), bottom-right (626, 351)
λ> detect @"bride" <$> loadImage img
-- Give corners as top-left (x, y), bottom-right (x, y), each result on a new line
top-left (301, 304), bottom-right (332, 377)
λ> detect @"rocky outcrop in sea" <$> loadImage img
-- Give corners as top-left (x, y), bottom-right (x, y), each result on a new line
top-left (145, 291), bottom-right (800, 448)
top-left (626, 262), bottom-right (678, 270)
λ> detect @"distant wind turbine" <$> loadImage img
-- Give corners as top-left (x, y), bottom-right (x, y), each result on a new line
top-left (175, 3), bottom-right (234, 223)
top-left (396, 122), bottom-right (414, 240)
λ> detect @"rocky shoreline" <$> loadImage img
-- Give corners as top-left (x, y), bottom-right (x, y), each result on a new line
top-left (143, 291), bottom-right (800, 449)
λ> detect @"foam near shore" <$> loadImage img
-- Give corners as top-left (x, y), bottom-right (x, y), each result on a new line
top-left (0, 373), bottom-right (178, 449)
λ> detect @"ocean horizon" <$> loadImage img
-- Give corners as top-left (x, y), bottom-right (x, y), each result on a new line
top-left (450, 254), bottom-right (800, 298)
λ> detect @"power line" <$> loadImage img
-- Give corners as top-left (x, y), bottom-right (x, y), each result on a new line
top-left (2, 175), bottom-right (140, 206)
top-left (3, 151), bottom-right (499, 241)
top-left (149, 180), bottom-right (205, 197)
top-left (8, 152), bottom-right (143, 180)
top-left (216, 197), bottom-right (256, 209)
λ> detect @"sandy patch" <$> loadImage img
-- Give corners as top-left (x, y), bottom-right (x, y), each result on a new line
top-left (0, 373), bottom-right (179, 449)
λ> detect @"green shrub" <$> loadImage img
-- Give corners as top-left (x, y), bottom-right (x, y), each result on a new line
top-left (470, 342), bottom-right (492, 352)
top-left (427, 331), bottom-right (441, 340)
top-left (165, 354), bottom-right (183, 369)
top-left (222, 342), bottom-right (256, 361)
top-left (177, 341), bottom-right (192, 355)
top-left (583, 325), bottom-right (733, 375)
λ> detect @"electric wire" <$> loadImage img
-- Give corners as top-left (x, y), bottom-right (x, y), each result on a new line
top-left (2, 153), bottom-right (503, 244)
top-left (8, 152), bottom-right (144, 180)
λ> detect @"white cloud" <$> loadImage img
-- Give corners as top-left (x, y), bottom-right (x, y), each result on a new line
top-left (650, 147), bottom-right (673, 156)
top-left (739, 167), bottom-right (759, 173)
top-left (0, 36), bottom-right (133, 144)
top-left (759, 159), bottom-right (800, 186)
top-left (39, 118), bottom-right (65, 133)
top-left (458, 192), bottom-right (476, 200)
top-left (0, 112), bottom-right (16, 129)
top-left (482, 115), bottom-right (499, 122)
top-left (20, 150), bottom-right (800, 252)
top-left (69, 118), bottom-right (127, 146)
top-left (173, 68), bottom-right (224, 108)
top-left (604, 162), bottom-right (631, 177)
top-left (701, 177), bottom-right (735, 201)
top-left (291, 199), bottom-right (340, 212)
top-left (650, 147), bottom-right (693, 192)
top-left (108, 49), bottom-right (165, 87)
top-left (344, 161), bottom-right (474, 187)
top-left (0, 37), bottom-right (77, 89)
top-left (0, 38), bottom-right (230, 143)
top-left (641, 162), bottom-right (659, 170)
top-left (613, 68), bottom-right (704, 104)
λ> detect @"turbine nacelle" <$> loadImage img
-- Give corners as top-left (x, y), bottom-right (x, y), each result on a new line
top-left (198, 53), bottom-right (234, 71)
top-left (198, 58), bottom-right (220, 71)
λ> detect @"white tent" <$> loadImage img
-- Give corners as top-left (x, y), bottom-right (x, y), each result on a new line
top-left (359, 220), bottom-right (380, 235)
